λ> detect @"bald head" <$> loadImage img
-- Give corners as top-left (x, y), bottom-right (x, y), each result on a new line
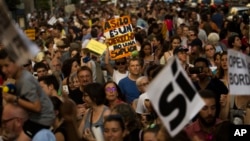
top-left (2, 103), bottom-right (28, 121)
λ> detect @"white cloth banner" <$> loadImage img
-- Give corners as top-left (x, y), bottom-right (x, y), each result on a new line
top-left (0, 1), bottom-right (40, 66)
top-left (147, 57), bottom-right (205, 137)
top-left (228, 49), bottom-right (250, 95)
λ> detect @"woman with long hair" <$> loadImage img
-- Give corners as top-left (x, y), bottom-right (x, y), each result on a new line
top-left (162, 36), bottom-right (181, 65)
top-left (78, 83), bottom-right (111, 140)
top-left (139, 41), bottom-right (154, 75)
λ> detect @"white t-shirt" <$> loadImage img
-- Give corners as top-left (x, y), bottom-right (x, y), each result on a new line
top-left (136, 92), bottom-right (149, 114)
top-left (112, 70), bottom-right (128, 84)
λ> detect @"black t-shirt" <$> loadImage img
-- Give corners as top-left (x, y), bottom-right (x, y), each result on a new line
top-left (68, 88), bottom-right (84, 105)
top-left (193, 78), bottom-right (228, 117)
top-left (53, 122), bottom-right (67, 140)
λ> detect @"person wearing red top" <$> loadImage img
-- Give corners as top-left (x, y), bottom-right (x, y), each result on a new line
top-left (185, 89), bottom-right (223, 141)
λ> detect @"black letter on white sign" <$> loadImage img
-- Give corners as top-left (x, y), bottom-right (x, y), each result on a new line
top-left (176, 73), bottom-right (196, 101)
top-left (159, 83), bottom-right (186, 131)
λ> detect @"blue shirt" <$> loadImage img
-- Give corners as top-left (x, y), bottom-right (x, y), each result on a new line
top-left (118, 77), bottom-right (140, 103)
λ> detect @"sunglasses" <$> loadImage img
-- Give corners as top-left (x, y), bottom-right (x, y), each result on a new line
top-left (115, 62), bottom-right (126, 65)
top-left (105, 87), bottom-right (117, 92)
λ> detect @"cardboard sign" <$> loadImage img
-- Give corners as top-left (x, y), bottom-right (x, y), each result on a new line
top-left (24, 29), bottom-right (36, 40)
top-left (146, 57), bottom-right (205, 137)
top-left (86, 39), bottom-right (107, 55)
top-left (47, 16), bottom-right (57, 25)
top-left (103, 16), bottom-right (137, 60)
top-left (228, 49), bottom-right (250, 95)
top-left (64, 4), bottom-right (76, 14)
top-left (0, 1), bottom-right (40, 66)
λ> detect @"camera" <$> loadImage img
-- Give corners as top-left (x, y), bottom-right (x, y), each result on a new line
top-left (230, 109), bottom-right (246, 125)
top-left (189, 67), bottom-right (203, 74)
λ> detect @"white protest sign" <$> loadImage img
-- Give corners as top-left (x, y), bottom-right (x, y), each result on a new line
top-left (48, 16), bottom-right (57, 25)
top-left (228, 49), bottom-right (250, 95)
top-left (146, 57), bottom-right (205, 137)
top-left (0, 1), bottom-right (40, 66)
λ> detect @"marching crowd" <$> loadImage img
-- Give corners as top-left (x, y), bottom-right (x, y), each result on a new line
top-left (0, 0), bottom-right (249, 141)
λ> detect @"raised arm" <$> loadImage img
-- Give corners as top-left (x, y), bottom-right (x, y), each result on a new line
top-left (104, 48), bottom-right (114, 75)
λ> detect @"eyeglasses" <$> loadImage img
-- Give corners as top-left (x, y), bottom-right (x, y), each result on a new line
top-left (105, 87), bottom-right (117, 92)
top-left (115, 62), bottom-right (126, 65)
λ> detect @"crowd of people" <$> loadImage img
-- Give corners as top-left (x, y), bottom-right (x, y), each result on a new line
top-left (0, 0), bottom-right (249, 141)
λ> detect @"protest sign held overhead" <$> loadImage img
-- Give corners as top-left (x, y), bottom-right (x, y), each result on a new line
top-left (228, 49), bottom-right (250, 95)
top-left (86, 39), bottom-right (107, 55)
top-left (103, 16), bottom-right (137, 60)
top-left (146, 57), bottom-right (205, 137)
top-left (0, 1), bottom-right (40, 66)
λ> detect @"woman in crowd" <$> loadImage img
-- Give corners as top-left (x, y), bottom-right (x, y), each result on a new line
top-left (78, 83), bottom-right (111, 140)
top-left (204, 43), bottom-right (218, 75)
top-left (218, 52), bottom-right (250, 124)
top-left (67, 72), bottom-right (80, 92)
top-left (139, 41), bottom-right (154, 75)
top-left (162, 36), bottom-right (181, 64)
top-left (214, 52), bottom-right (221, 70)
top-left (111, 103), bottom-right (142, 141)
top-left (103, 114), bottom-right (126, 141)
top-left (50, 96), bottom-right (81, 141)
top-left (104, 81), bottom-right (126, 109)
top-left (61, 58), bottom-right (80, 85)
top-left (142, 124), bottom-right (160, 141)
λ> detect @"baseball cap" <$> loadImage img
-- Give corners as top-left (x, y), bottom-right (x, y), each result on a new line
top-left (173, 46), bottom-right (188, 55)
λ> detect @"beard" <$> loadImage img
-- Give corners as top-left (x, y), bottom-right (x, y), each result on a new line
top-left (198, 114), bottom-right (216, 128)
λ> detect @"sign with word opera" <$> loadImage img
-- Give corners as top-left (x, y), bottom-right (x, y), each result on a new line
top-left (146, 57), bottom-right (205, 137)
top-left (103, 16), bottom-right (137, 60)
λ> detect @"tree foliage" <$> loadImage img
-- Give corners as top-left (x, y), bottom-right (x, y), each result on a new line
top-left (35, 0), bottom-right (50, 11)
top-left (5, 0), bottom-right (21, 11)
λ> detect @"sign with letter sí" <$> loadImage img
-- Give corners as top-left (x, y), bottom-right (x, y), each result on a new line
top-left (228, 49), bottom-right (250, 95)
top-left (0, 1), bottom-right (40, 66)
top-left (103, 15), bottom-right (137, 60)
top-left (146, 57), bottom-right (205, 137)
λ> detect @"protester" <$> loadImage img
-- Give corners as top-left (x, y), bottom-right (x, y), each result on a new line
top-left (103, 114), bottom-right (126, 141)
top-left (78, 83), bottom-right (110, 140)
top-left (104, 49), bottom-right (128, 84)
top-left (185, 89), bottom-right (223, 140)
top-left (0, 48), bottom-right (55, 141)
top-left (104, 81), bottom-right (126, 109)
top-left (118, 58), bottom-right (141, 103)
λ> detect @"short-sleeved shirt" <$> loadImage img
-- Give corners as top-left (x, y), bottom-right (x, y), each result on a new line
top-left (16, 70), bottom-right (55, 126)
top-left (112, 70), bottom-right (128, 84)
top-left (185, 119), bottom-right (222, 141)
top-left (118, 77), bottom-right (140, 103)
